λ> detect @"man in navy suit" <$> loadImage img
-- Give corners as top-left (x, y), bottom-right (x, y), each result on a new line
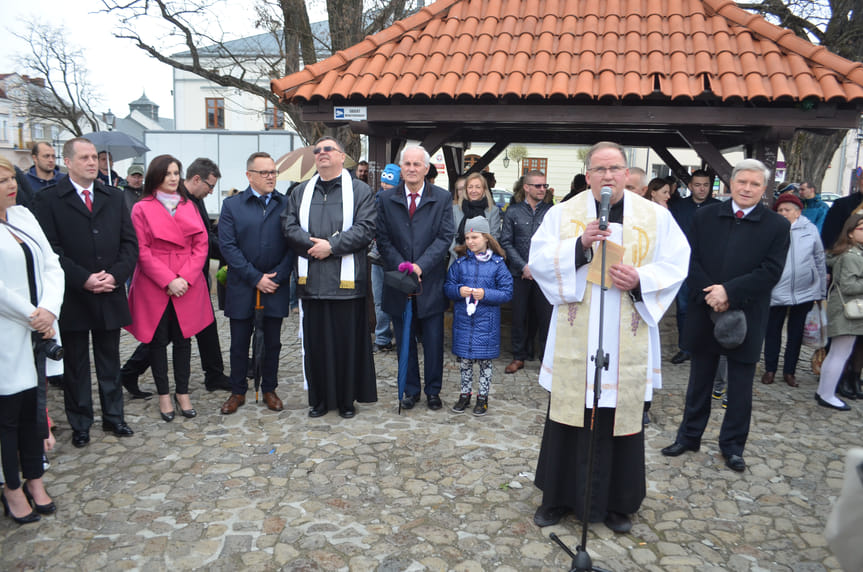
top-left (376, 146), bottom-right (454, 410)
top-left (218, 152), bottom-right (294, 414)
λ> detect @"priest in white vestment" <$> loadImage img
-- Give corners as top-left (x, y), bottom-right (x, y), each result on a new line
top-left (530, 142), bottom-right (689, 533)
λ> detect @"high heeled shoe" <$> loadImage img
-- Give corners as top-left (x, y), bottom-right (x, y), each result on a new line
top-left (22, 482), bottom-right (56, 515)
top-left (1, 493), bottom-right (41, 525)
top-left (174, 395), bottom-right (197, 418)
top-left (159, 407), bottom-right (175, 422)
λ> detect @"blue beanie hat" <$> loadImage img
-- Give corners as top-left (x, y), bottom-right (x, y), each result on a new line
top-left (381, 163), bottom-right (401, 186)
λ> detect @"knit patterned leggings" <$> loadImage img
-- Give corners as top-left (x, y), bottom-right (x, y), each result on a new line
top-left (458, 357), bottom-right (492, 396)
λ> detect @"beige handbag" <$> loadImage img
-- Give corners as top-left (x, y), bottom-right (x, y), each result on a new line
top-left (833, 285), bottom-right (863, 319)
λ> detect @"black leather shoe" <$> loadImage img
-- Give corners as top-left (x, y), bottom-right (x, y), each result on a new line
top-left (815, 393), bottom-right (851, 411)
top-left (401, 394), bottom-right (421, 410)
top-left (122, 377), bottom-right (153, 399)
top-left (661, 442), bottom-right (699, 457)
top-left (308, 404), bottom-right (327, 418)
top-left (204, 375), bottom-right (232, 392)
top-left (23, 482), bottom-right (56, 515)
top-left (1, 494), bottom-right (40, 525)
top-left (724, 454), bottom-right (746, 472)
top-left (604, 511), bottom-right (632, 533)
top-left (533, 505), bottom-right (571, 527)
top-left (102, 421), bottom-right (134, 436)
top-left (339, 407), bottom-right (356, 419)
top-left (670, 351), bottom-right (690, 364)
top-left (72, 431), bottom-right (90, 448)
top-left (174, 395), bottom-right (197, 418)
top-left (427, 394), bottom-right (443, 410)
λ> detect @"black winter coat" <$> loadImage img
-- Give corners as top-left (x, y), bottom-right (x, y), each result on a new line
top-left (376, 182), bottom-right (455, 319)
top-left (282, 176), bottom-right (376, 300)
top-left (683, 201), bottom-right (790, 363)
top-left (821, 191), bottom-right (863, 250)
top-left (499, 200), bottom-right (552, 277)
top-left (33, 178), bottom-right (138, 331)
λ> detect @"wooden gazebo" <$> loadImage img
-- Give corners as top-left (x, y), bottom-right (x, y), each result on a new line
top-left (272, 0), bottom-right (863, 190)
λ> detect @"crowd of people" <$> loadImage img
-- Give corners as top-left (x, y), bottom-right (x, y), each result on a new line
top-left (1, 136), bottom-right (859, 537)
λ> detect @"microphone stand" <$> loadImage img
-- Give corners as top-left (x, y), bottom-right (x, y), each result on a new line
top-left (551, 229), bottom-right (612, 572)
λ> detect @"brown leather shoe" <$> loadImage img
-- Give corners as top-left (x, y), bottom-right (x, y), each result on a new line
top-left (783, 373), bottom-right (799, 387)
top-left (220, 394), bottom-right (246, 415)
top-left (262, 391), bottom-right (284, 412)
top-left (505, 360), bottom-right (525, 374)
top-left (761, 371), bottom-right (775, 385)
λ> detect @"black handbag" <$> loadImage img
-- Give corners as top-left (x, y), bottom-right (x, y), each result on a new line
top-left (384, 270), bottom-right (420, 295)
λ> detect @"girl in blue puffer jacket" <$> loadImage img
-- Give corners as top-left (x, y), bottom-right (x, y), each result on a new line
top-left (445, 216), bottom-right (513, 415)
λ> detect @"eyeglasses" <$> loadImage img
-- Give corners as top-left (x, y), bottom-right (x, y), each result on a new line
top-left (248, 169), bottom-right (278, 178)
top-left (587, 165), bottom-right (627, 176)
top-left (202, 179), bottom-right (216, 190)
top-left (527, 183), bottom-right (549, 189)
top-left (313, 145), bottom-right (341, 155)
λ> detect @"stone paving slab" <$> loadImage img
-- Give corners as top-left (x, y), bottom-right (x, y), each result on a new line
top-left (0, 308), bottom-right (854, 571)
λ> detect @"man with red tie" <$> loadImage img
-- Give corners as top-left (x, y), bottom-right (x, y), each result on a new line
top-left (662, 159), bottom-right (789, 472)
top-left (33, 138), bottom-right (139, 448)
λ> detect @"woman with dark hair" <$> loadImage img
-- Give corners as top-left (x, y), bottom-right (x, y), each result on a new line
top-left (0, 156), bottom-right (63, 524)
top-left (449, 172), bottom-right (501, 265)
top-left (644, 177), bottom-right (672, 208)
top-left (126, 155), bottom-right (213, 421)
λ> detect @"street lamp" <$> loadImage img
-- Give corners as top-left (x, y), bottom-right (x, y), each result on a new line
top-left (104, 109), bottom-right (115, 131)
top-left (502, 148), bottom-right (510, 168)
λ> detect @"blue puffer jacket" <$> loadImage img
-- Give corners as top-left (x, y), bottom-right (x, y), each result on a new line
top-left (445, 251), bottom-right (513, 359)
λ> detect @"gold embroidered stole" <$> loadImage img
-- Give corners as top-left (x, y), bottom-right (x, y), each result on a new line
top-left (549, 191), bottom-right (657, 436)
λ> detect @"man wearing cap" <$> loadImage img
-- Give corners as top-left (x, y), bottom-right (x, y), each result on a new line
top-left (122, 165), bottom-right (145, 212)
top-left (370, 163), bottom-right (401, 352)
top-left (662, 159), bottom-right (789, 473)
top-left (283, 137), bottom-right (377, 418)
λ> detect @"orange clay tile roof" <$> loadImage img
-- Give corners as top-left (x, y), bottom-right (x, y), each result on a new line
top-left (271, 0), bottom-right (863, 105)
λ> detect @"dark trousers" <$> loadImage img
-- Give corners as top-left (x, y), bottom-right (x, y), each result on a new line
top-left (61, 328), bottom-right (124, 432)
top-left (228, 316), bottom-right (282, 395)
top-left (675, 281), bottom-right (690, 351)
top-left (392, 306), bottom-right (444, 397)
top-left (0, 388), bottom-right (44, 489)
top-left (150, 302), bottom-right (192, 396)
top-left (511, 276), bottom-right (552, 361)
top-left (676, 352), bottom-right (756, 457)
top-left (763, 302), bottom-right (813, 375)
top-left (121, 320), bottom-right (224, 385)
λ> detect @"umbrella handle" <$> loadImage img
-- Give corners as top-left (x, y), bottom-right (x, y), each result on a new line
top-left (255, 290), bottom-right (263, 310)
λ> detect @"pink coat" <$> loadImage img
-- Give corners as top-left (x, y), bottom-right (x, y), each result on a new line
top-left (126, 196), bottom-right (214, 343)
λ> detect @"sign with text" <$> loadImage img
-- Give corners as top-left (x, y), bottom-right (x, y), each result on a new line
top-left (334, 107), bottom-right (367, 121)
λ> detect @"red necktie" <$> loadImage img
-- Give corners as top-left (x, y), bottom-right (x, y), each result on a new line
top-left (409, 193), bottom-right (418, 219)
top-left (735, 210), bottom-right (743, 219)
top-left (82, 189), bottom-right (93, 212)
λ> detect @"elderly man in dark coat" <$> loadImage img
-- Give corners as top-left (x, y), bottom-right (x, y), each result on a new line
top-left (33, 137), bottom-right (139, 448)
top-left (662, 159), bottom-right (789, 472)
top-left (376, 145), bottom-right (455, 410)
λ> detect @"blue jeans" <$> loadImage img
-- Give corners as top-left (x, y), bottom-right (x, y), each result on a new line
top-left (371, 264), bottom-right (392, 346)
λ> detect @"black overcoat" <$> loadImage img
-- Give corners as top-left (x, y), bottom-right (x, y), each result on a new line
top-left (682, 201), bottom-right (790, 363)
top-left (32, 177), bottom-right (138, 331)
top-left (376, 182), bottom-right (454, 319)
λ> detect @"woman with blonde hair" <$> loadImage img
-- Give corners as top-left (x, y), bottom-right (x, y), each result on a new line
top-left (449, 172), bottom-right (501, 265)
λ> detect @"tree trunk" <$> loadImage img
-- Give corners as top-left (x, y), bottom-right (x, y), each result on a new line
top-left (779, 129), bottom-right (849, 192)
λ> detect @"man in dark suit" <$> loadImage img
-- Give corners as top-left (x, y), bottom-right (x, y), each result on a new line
top-left (119, 158), bottom-right (232, 397)
top-left (376, 145), bottom-right (455, 410)
top-left (33, 137), bottom-right (138, 448)
top-left (662, 159), bottom-right (789, 472)
top-left (218, 152), bottom-right (294, 415)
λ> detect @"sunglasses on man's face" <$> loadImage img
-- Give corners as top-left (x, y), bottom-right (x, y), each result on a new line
top-left (313, 145), bottom-right (340, 155)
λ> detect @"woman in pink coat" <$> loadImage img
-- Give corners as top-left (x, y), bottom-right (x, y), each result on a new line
top-left (126, 155), bottom-right (213, 421)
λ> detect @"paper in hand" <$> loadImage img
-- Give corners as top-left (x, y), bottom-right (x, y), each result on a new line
top-left (586, 241), bottom-right (626, 286)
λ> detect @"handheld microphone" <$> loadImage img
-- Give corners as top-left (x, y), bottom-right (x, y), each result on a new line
top-left (598, 186), bottom-right (612, 230)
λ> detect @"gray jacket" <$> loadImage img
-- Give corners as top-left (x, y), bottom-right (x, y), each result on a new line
top-left (282, 176), bottom-right (376, 300)
top-left (448, 203), bottom-right (501, 267)
top-left (770, 215), bottom-right (826, 306)
top-left (499, 200), bottom-right (553, 277)
top-left (826, 245), bottom-right (863, 337)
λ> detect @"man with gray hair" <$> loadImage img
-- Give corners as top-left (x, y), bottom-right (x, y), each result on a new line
top-left (662, 158), bottom-right (789, 473)
top-left (376, 145), bottom-right (454, 410)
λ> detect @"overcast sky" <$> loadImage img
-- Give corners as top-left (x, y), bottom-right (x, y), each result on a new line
top-left (0, 0), bottom-right (328, 122)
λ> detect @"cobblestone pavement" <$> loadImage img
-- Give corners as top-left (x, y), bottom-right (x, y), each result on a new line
top-left (0, 308), bottom-right (854, 571)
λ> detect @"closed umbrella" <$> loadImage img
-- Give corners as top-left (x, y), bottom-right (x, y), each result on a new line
top-left (384, 263), bottom-right (420, 414)
top-left (245, 290), bottom-right (266, 403)
top-left (275, 145), bottom-right (357, 183)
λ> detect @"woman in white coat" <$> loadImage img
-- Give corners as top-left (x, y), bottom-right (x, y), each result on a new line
top-left (0, 157), bottom-right (64, 524)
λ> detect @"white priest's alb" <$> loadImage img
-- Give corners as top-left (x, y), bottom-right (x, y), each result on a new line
top-left (529, 190), bottom-right (690, 436)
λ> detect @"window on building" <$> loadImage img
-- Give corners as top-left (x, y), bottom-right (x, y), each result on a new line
top-left (33, 123), bottom-right (44, 140)
top-left (522, 157), bottom-right (548, 175)
top-left (264, 100), bottom-right (284, 130)
top-left (0, 118), bottom-right (7, 142)
top-left (205, 98), bottom-right (225, 129)
top-left (50, 125), bottom-right (59, 141)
